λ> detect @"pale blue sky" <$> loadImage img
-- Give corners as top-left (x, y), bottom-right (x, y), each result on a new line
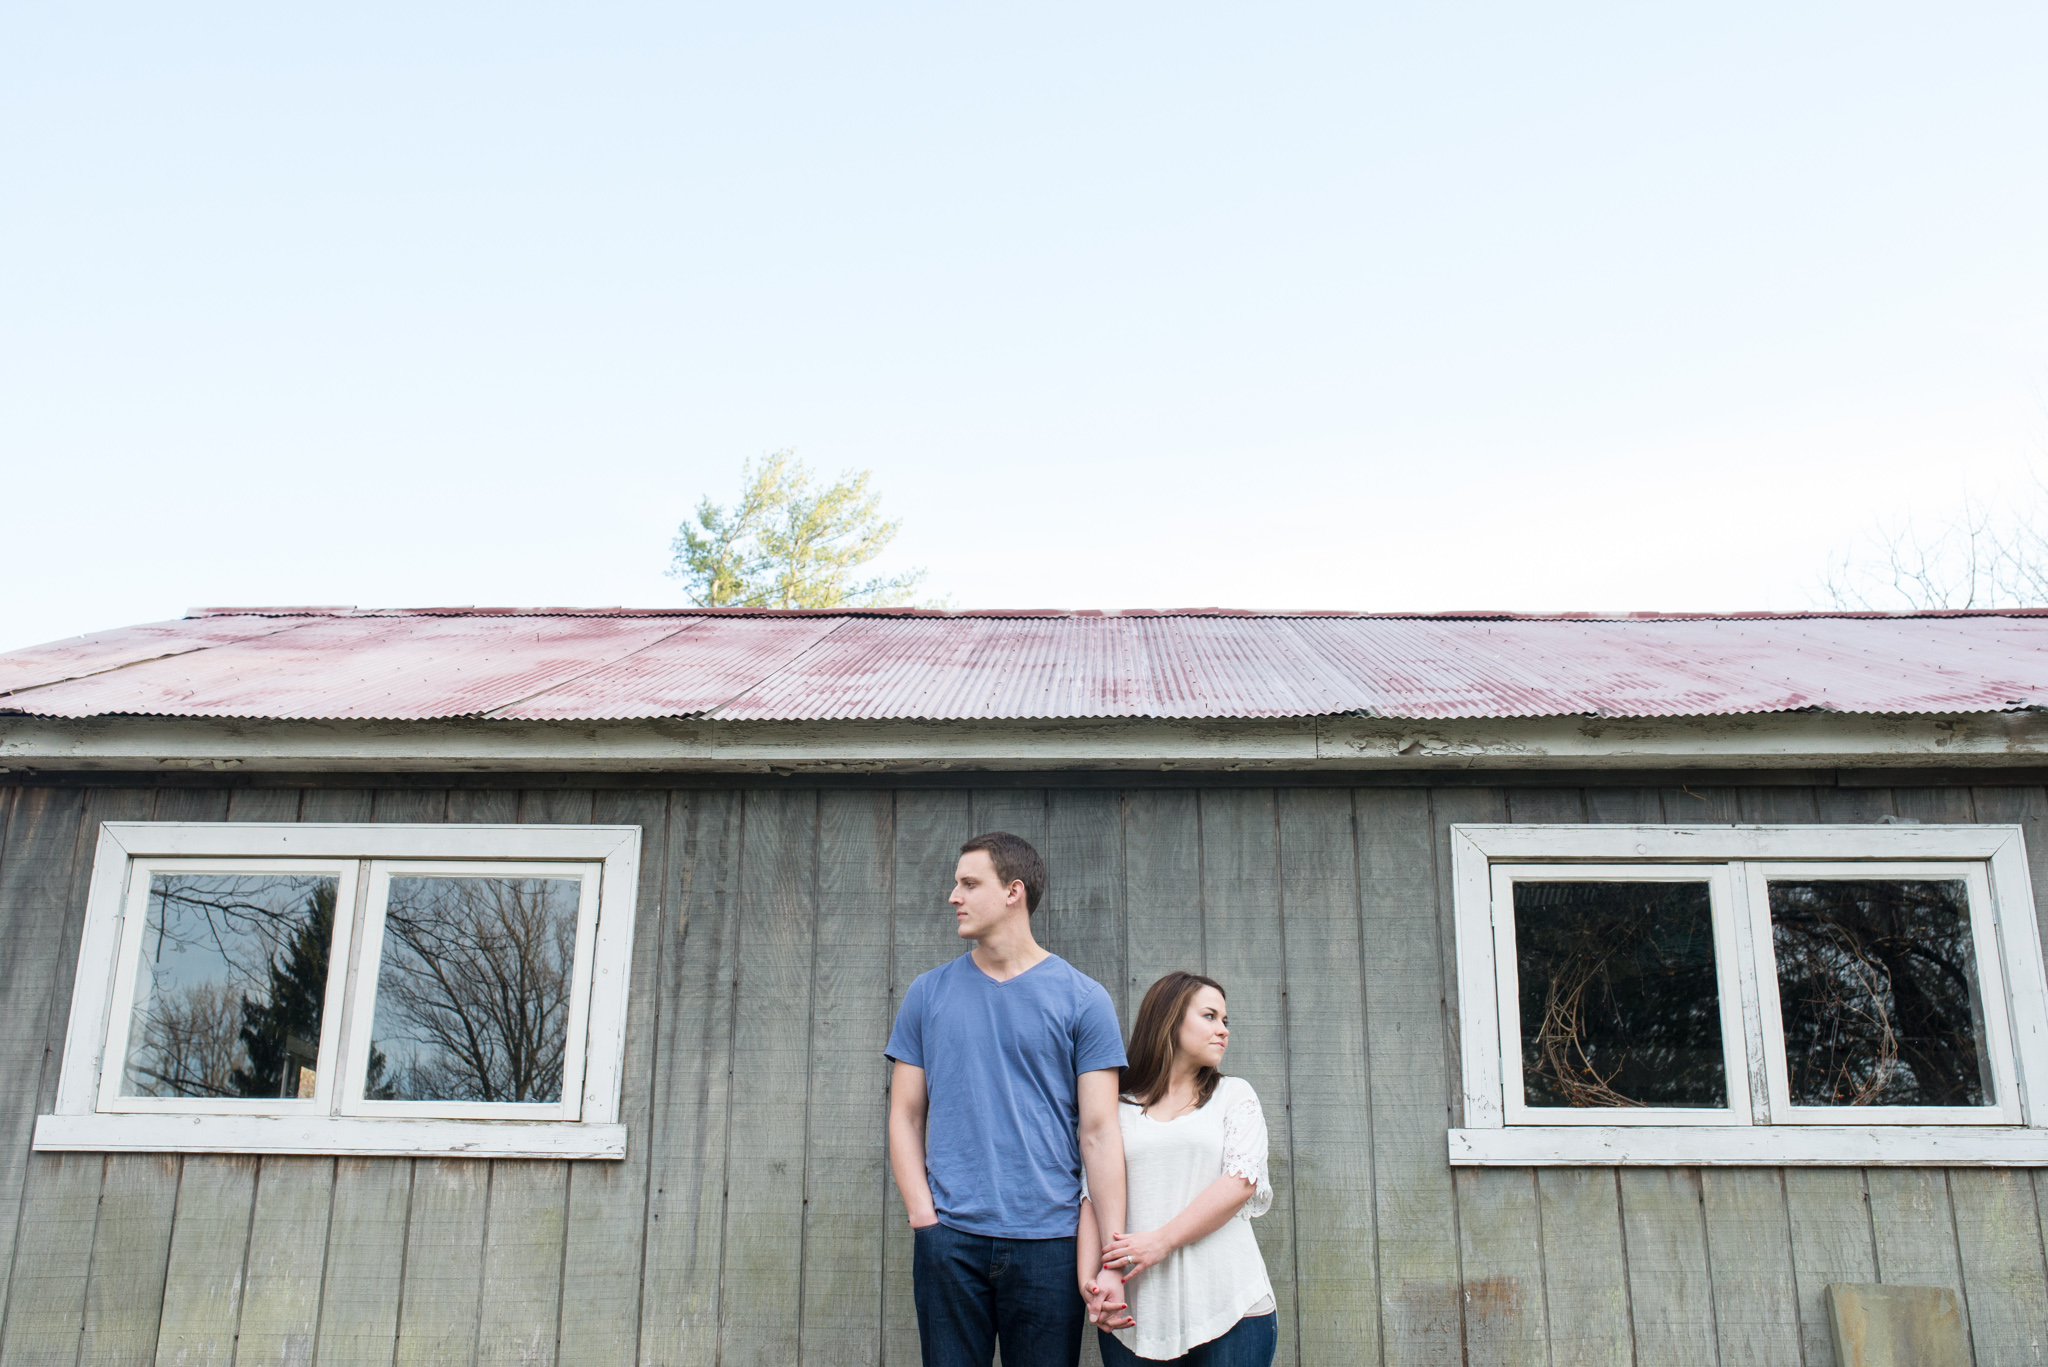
top-left (5, 4), bottom-right (2045, 650)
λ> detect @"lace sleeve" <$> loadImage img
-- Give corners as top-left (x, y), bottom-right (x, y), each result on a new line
top-left (1220, 1080), bottom-right (1273, 1219)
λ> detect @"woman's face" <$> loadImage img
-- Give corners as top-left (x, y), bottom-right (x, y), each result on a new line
top-left (1176, 985), bottom-right (1229, 1070)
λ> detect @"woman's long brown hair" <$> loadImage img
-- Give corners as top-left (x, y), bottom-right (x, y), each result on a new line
top-left (1122, 971), bottom-right (1228, 1110)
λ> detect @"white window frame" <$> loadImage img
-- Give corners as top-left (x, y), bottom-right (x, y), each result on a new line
top-left (1449, 824), bottom-right (2048, 1166)
top-left (342, 860), bottom-right (603, 1123)
top-left (35, 822), bottom-right (640, 1160)
top-left (97, 857), bottom-right (363, 1118)
top-left (1493, 864), bottom-right (1752, 1128)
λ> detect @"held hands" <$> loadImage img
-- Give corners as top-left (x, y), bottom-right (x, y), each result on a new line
top-left (1099, 1228), bottom-right (1172, 1282)
top-left (1084, 1267), bottom-right (1133, 1331)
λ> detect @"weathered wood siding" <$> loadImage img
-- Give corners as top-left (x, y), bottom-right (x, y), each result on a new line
top-left (0, 780), bottom-right (2044, 1365)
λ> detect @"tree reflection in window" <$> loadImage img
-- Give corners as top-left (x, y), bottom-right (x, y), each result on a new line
top-left (369, 876), bottom-right (581, 1104)
top-left (1768, 879), bottom-right (1994, 1107)
top-left (123, 874), bottom-right (339, 1100)
top-left (1514, 881), bottom-right (1726, 1108)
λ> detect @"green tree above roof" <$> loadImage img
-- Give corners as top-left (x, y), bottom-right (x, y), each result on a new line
top-left (667, 451), bottom-right (929, 608)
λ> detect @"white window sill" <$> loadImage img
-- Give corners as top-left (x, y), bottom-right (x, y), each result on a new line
top-left (33, 1112), bottom-right (626, 1160)
top-left (1449, 1125), bottom-right (2048, 1167)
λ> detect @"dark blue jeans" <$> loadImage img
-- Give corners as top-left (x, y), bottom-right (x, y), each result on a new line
top-left (1096, 1312), bottom-right (1278, 1367)
top-left (912, 1222), bottom-right (1086, 1367)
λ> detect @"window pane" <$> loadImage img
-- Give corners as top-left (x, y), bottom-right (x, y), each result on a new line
top-left (369, 876), bottom-right (583, 1104)
top-left (1513, 880), bottom-right (1727, 1108)
top-left (123, 874), bottom-right (339, 1100)
top-left (1768, 879), bottom-right (1994, 1108)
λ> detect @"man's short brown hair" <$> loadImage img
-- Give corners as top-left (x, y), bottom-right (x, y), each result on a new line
top-left (960, 831), bottom-right (1047, 914)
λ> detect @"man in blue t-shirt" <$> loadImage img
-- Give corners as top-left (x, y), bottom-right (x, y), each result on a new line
top-left (886, 831), bottom-right (1128, 1367)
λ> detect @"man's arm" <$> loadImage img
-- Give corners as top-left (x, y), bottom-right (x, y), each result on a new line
top-left (888, 1061), bottom-right (939, 1228)
top-left (1076, 1068), bottom-right (1127, 1305)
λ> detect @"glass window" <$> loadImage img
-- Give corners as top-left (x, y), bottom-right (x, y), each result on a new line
top-left (1452, 827), bottom-right (2046, 1165)
top-left (1767, 878), bottom-right (1995, 1109)
top-left (122, 872), bottom-right (339, 1102)
top-left (1514, 880), bottom-right (1726, 1109)
top-left (369, 875), bottom-right (584, 1105)
top-left (45, 822), bottom-right (639, 1159)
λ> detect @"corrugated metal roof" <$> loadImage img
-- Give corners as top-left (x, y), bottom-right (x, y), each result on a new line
top-left (3, 606), bottom-right (2047, 723)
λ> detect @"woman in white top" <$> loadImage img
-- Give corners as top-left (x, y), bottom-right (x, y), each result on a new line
top-left (1077, 971), bottom-right (1276, 1365)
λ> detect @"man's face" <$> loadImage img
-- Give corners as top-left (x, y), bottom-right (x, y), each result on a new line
top-left (950, 850), bottom-right (1022, 940)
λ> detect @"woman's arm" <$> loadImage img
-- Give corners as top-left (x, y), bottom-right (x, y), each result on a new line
top-left (1099, 1173), bottom-right (1255, 1281)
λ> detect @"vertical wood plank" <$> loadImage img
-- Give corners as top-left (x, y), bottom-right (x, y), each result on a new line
top-left (1044, 788), bottom-right (1126, 1367)
top-left (465, 789), bottom-right (589, 1365)
top-left (638, 790), bottom-right (742, 1367)
top-left (1756, 784), bottom-right (1877, 1366)
top-left (150, 789), bottom-right (232, 823)
top-left (312, 1158), bottom-right (414, 1367)
top-left (1432, 787), bottom-right (1549, 1365)
top-left (1503, 788), bottom-right (1584, 826)
top-left (1663, 785), bottom-right (1741, 824)
top-left (372, 789), bottom-right (448, 824)
top-left (1866, 1169), bottom-right (1968, 1315)
top-left (151, 1155), bottom-right (258, 1366)
top-left (235, 1156), bottom-right (337, 1367)
top-left (1360, 787), bottom-right (1466, 1367)
top-left (1121, 790), bottom-right (1203, 1023)
top-left (799, 791), bottom-right (893, 1366)
top-left (227, 787), bottom-right (304, 822)
top-left (966, 789), bottom-right (1046, 855)
top-left (1114, 786), bottom-right (1204, 1360)
top-left (1043, 790), bottom-right (1125, 1012)
top-left (299, 789), bottom-right (376, 823)
top-left (392, 1159), bottom-right (489, 1367)
top-left (48, 794), bottom-right (182, 1367)
top-left (1969, 785), bottom-right (2048, 954)
top-left (1198, 790), bottom-right (1293, 1367)
top-left (375, 788), bottom-right (474, 1367)
top-left (1534, 1170), bottom-right (1630, 1367)
top-left (1618, 1168), bottom-right (1718, 1365)
top-left (1279, 788), bottom-right (1381, 1365)
top-left (0, 786), bottom-right (90, 1342)
top-left (148, 791), bottom-right (256, 1367)
top-left (719, 790), bottom-right (816, 1367)
top-left (1858, 781), bottom-right (1980, 1365)
top-left (1736, 788), bottom-right (1821, 825)
top-left (0, 1152), bottom-right (101, 1367)
top-left (1947, 1168), bottom-right (2048, 1367)
top-left (1700, 1168), bottom-right (1800, 1367)
top-left (519, 790), bottom-right (597, 826)
top-left (558, 790), bottom-right (670, 1367)
top-left (1812, 787), bottom-right (1897, 823)
top-left (305, 786), bottom-right (428, 1367)
top-left (882, 790), bottom-right (971, 1367)
top-left (1889, 786), bottom-right (1978, 826)
top-left (1454, 793), bottom-right (1564, 1367)
top-left (1583, 786), bottom-right (1663, 823)
top-left (444, 790), bottom-right (519, 824)
top-left (37, 788), bottom-right (156, 1117)
top-left (1506, 786), bottom-right (1633, 1367)
top-left (474, 1162), bottom-right (568, 1367)
top-left (1782, 1168), bottom-right (1876, 1367)
top-left (78, 1152), bottom-right (182, 1366)
top-left (1453, 1168), bottom-right (1547, 1367)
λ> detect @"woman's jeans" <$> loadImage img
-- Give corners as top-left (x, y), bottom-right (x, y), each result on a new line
top-left (912, 1222), bottom-right (1087, 1367)
top-left (1096, 1312), bottom-right (1279, 1367)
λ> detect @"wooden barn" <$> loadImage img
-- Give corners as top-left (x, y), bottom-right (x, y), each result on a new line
top-left (3, 604), bottom-right (2048, 1366)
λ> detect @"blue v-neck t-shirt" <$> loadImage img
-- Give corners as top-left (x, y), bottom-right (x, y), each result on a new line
top-left (886, 951), bottom-right (1126, 1238)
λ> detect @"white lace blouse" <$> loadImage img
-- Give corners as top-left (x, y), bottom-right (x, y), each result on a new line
top-left (1092, 1075), bottom-right (1275, 1360)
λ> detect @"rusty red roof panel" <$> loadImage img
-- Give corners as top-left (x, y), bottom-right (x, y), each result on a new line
top-left (3, 607), bottom-right (2048, 722)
